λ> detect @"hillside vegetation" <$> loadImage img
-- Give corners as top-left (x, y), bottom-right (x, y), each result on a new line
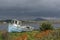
top-left (8, 29), bottom-right (60, 40)
top-left (0, 29), bottom-right (60, 40)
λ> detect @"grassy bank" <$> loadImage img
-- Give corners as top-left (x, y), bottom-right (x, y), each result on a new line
top-left (0, 29), bottom-right (60, 40)
top-left (0, 31), bottom-right (3, 40)
top-left (8, 29), bottom-right (60, 40)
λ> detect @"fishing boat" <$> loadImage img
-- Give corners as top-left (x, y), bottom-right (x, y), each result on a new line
top-left (8, 19), bottom-right (34, 32)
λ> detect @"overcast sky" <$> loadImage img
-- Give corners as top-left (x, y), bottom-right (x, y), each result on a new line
top-left (0, 0), bottom-right (60, 18)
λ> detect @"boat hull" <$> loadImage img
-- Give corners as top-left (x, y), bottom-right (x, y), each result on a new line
top-left (8, 24), bottom-right (34, 32)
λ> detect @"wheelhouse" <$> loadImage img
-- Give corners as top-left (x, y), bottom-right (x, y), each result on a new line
top-left (9, 19), bottom-right (22, 25)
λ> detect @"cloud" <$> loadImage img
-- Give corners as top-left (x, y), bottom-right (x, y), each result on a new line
top-left (0, 0), bottom-right (60, 17)
top-left (0, 0), bottom-right (60, 10)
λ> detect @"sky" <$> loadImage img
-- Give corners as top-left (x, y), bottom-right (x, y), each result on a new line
top-left (0, 0), bottom-right (60, 19)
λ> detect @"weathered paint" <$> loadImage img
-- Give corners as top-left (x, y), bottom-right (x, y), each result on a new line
top-left (8, 23), bottom-right (34, 32)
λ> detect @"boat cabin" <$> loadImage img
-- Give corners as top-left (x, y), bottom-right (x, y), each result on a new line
top-left (9, 19), bottom-right (22, 25)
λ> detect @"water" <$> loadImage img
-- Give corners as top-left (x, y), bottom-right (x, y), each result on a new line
top-left (0, 23), bottom-right (60, 31)
top-left (53, 24), bottom-right (60, 29)
top-left (0, 24), bottom-right (8, 31)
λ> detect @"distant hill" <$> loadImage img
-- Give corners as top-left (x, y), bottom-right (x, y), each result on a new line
top-left (33, 18), bottom-right (47, 21)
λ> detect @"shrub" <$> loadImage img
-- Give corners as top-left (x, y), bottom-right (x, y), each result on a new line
top-left (40, 23), bottom-right (54, 31)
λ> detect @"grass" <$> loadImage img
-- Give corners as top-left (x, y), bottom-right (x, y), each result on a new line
top-left (0, 31), bottom-right (3, 40)
top-left (0, 29), bottom-right (60, 40)
top-left (8, 29), bottom-right (60, 40)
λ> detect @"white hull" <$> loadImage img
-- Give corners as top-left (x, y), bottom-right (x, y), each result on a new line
top-left (8, 24), bottom-right (34, 32)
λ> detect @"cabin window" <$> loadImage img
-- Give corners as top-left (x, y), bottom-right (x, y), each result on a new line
top-left (18, 21), bottom-right (22, 25)
top-left (15, 21), bottom-right (17, 24)
top-left (18, 22), bottom-right (20, 25)
top-left (12, 21), bottom-right (14, 23)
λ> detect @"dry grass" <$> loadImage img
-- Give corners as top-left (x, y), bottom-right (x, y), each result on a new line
top-left (0, 29), bottom-right (60, 40)
top-left (8, 29), bottom-right (60, 40)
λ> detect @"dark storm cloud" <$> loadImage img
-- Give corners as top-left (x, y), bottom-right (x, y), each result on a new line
top-left (0, 0), bottom-right (60, 17)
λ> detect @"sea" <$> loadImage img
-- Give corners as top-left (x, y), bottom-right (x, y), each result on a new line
top-left (0, 22), bottom-right (60, 31)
